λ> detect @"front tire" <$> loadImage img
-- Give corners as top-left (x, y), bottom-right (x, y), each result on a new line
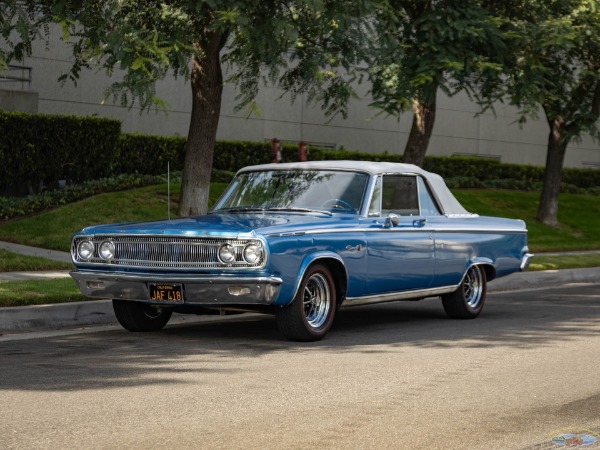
top-left (275, 264), bottom-right (336, 341)
top-left (113, 300), bottom-right (173, 331)
top-left (442, 265), bottom-right (487, 319)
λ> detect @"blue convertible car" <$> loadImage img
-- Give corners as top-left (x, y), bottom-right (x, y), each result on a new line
top-left (71, 161), bottom-right (532, 341)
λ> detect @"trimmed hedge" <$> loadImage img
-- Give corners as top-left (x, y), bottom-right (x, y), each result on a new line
top-left (1, 110), bottom-right (598, 200)
top-left (114, 133), bottom-right (186, 175)
top-left (114, 134), bottom-right (291, 174)
top-left (0, 111), bottom-right (121, 195)
top-left (115, 133), bottom-right (599, 190)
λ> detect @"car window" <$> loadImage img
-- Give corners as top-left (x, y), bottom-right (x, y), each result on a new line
top-left (381, 175), bottom-right (419, 216)
top-left (417, 176), bottom-right (442, 216)
top-left (368, 176), bottom-right (382, 216)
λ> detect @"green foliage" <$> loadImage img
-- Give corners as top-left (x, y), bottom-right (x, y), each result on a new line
top-left (484, 0), bottom-right (600, 140)
top-left (0, 1), bottom-right (53, 67)
top-left (0, 111), bottom-right (121, 194)
top-left (369, 1), bottom-right (506, 115)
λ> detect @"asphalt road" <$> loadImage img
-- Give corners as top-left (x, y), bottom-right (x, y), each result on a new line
top-left (1, 283), bottom-right (599, 450)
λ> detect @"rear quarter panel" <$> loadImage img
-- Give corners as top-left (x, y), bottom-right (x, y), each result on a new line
top-left (428, 216), bottom-right (528, 287)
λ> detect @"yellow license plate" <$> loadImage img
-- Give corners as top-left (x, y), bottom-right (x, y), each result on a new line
top-left (148, 283), bottom-right (184, 303)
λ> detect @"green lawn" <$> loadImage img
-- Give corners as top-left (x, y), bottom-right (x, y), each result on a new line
top-left (0, 278), bottom-right (87, 307)
top-left (0, 249), bottom-right (73, 272)
top-left (528, 253), bottom-right (600, 271)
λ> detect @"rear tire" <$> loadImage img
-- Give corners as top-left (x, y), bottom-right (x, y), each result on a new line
top-left (442, 265), bottom-right (486, 319)
top-left (113, 300), bottom-right (172, 331)
top-left (275, 264), bottom-right (336, 341)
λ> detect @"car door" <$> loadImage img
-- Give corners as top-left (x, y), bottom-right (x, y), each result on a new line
top-left (363, 174), bottom-right (439, 295)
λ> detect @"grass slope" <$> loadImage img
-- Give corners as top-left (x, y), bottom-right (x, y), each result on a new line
top-left (0, 182), bottom-right (228, 251)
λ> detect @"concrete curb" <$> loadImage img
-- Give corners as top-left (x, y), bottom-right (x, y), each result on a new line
top-left (0, 266), bottom-right (598, 333)
top-left (487, 266), bottom-right (600, 291)
top-left (0, 270), bottom-right (72, 281)
top-left (0, 300), bottom-right (114, 331)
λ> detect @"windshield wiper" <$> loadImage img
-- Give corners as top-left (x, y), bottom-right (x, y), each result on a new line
top-left (213, 207), bottom-right (267, 213)
top-left (266, 207), bottom-right (332, 216)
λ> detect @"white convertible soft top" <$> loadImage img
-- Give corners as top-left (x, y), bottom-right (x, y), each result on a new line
top-left (238, 160), bottom-right (470, 216)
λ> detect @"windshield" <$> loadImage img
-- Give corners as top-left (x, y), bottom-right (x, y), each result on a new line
top-left (213, 170), bottom-right (369, 215)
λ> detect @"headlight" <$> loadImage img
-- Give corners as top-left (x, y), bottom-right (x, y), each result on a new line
top-left (243, 243), bottom-right (263, 264)
top-left (77, 240), bottom-right (94, 260)
top-left (218, 243), bottom-right (236, 264)
top-left (99, 240), bottom-right (115, 260)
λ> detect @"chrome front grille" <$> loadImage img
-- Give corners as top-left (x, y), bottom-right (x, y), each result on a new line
top-left (71, 236), bottom-right (265, 269)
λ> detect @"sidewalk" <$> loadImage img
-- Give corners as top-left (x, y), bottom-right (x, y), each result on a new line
top-left (1, 241), bottom-right (599, 332)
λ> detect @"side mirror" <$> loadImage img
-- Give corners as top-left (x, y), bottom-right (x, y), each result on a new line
top-left (386, 213), bottom-right (399, 228)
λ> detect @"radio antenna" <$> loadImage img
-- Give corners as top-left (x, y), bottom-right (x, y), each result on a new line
top-left (167, 161), bottom-right (171, 222)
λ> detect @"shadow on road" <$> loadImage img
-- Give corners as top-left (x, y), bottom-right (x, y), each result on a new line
top-left (0, 284), bottom-right (598, 391)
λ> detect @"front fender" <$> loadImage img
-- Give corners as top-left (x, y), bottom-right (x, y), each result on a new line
top-left (275, 251), bottom-right (346, 307)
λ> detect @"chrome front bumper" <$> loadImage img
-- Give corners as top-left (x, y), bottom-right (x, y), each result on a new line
top-left (70, 270), bottom-right (282, 306)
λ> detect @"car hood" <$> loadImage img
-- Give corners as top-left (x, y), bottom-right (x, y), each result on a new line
top-left (78, 212), bottom-right (357, 238)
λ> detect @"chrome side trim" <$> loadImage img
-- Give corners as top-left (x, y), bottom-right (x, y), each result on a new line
top-left (343, 284), bottom-right (460, 307)
top-left (266, 227), bottom-right (528, 237)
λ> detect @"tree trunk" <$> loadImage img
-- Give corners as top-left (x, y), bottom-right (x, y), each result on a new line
top-left (536, 114), bottom-right (568, 227)
top-left (179, 31), bottom-right (226, 217)
top-left (403, 93), bottom-right (437, 167)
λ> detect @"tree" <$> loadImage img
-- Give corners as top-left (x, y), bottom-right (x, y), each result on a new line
top-left (368, 0), bottom-right (506, 166)
top-left (483, 0), bottom-right (600, 226)
top-left (1, 0), bottom-right (374, 216)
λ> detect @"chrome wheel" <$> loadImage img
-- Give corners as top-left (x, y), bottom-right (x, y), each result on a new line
top-left (441, 265), bottom-right (487, 319)
top-left (464, 266), bottom-right (484, 308)
top-left (275, 264), bottom-right (337, 341)
top-left (303, 273), bottom-right (332, 329)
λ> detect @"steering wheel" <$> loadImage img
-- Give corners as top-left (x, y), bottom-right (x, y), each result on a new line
top-left (321, 198), bottom-right (356, 213)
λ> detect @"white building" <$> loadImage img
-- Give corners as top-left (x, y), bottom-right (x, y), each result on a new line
top-left (1, 28), bottom-right (599, 169)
